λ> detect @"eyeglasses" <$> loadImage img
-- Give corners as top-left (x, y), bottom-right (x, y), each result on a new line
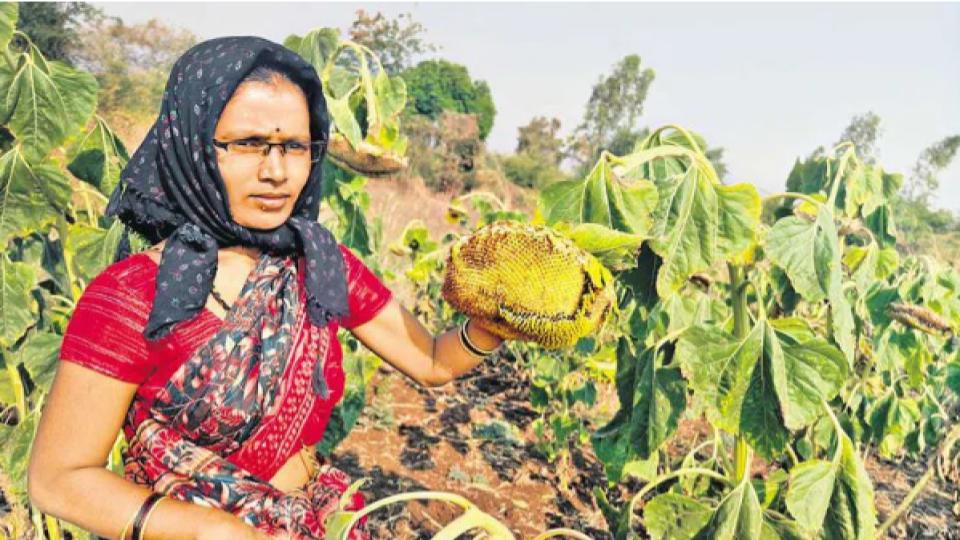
top-left (212, 137), bottom-right (327, 163)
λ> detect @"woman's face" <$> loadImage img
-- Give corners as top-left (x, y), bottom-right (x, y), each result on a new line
top-left (214, 77), bottom-right (312, 230)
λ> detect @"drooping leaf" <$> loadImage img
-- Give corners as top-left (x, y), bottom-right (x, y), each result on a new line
top-left (553, 222), bottom-right (644, 270)
top-left (767, 204), bottom-right (854, 361)
top-left (648, 166), bottom-right (760, 298)
top-left (16, 329), bottom-right (61, 392)
top-left (844, 243), bottom-right (899, 292)
top-left (645, 493), bottom-right (713, 540)
top-left (0, 255), bottom-right (38, 348)
top-left (539, 155), bottom-right (658, 236)
top-left (629, 347), bottom-right (687, 459)
top-left (0, 409), bottom-right (38, 506)
top-left (4, 53), bottom-right (98, 161)
top-left (866, 392), bottom-right (921, 458)
top-left (766, 205), bottom-right (838, 303)
top-left (677, 319), bottom-right (847, 458)
top-left (593, 338), bottom-right (684, 478)
top-left (693, 478), bottom-right (763, 540)
top-left (374, 71), bottom-right (407, 122)
top-left (785, 430), bottom-right (876, 539)
top-left (66, 116), bottom-right (130, 196)
top-left (65, 222), bottom-right (124, 286)
top-left (283, 28), bottom-right (340, 73)
top-left (326, 94), bottom-right (363, 149)
top-left (676, 324), bottom-right (763, 434)
top-left (0, 149), bottom-right (72, 246)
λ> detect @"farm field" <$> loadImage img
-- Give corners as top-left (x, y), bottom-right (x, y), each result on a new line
top-left (2, 3), bottom-right (960, 539)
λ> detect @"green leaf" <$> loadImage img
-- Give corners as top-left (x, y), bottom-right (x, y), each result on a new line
top-left (374, 71), bottom-right (407, 121)
top-left (539, 155), bottom-right (658, 236)
top-left (0, 409), bottom-right (38, 506)
top-left (326, 95), bottom-right (362, 149)
top-left (4, 54), bottom-right (98, 161)
top-left (876, 328), bottom-right (929, 389)
top-left (0, 255), bottom-right (38, 348)
top-left (693, 478), bottom-right (763, 540)
top-left (785, 430), bottom-right (876, 539)
top-left (593, 338), bottom-right (683, 478)
top-left (629, 347), bottom-right (686, 459)
top-left (0, 149), bottom-right (72, 245)
top-left (759, 514), bottom-right (806, 540)
top-left (16, 329), bottom-right (61, 392)
top-left (0, 3), bottom-right (16, 52)
top-left (784, 460), bottom-right (835, 532)
top-left (866, 392), bottom-right (921, 458)
top-left (645, 493), bottom-right (713, 540)
top-left (649, 167), bottom-right (760, 298)
top-left (66, 116), bottom-right (130, 196)
top-left (553, 222), bottom-right (644, 270)
top-left (283, 28), bottom-right (339, 73)
top-left (677, 324), bottom-right (763, 434)
top-left (677, 319), bottom-right (847, 458)
top-left (767, 319), bottom-right (847, 431)
top-left (844, 243), bottom-right (899, 292)
top-left (65, 221), bottom-right (124, 286)
top-left (766, 205), bottom-right (854, 361)
top-left (323, 171), bottom-right (371, 255)
top-left (739, 346), bottom-right (789, 458)
top-left (766, 206), bottom-right (838, 303)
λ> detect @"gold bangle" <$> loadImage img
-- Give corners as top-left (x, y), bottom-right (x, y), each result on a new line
top-left (459, 318), bottom-right (497, 357)
top-left (119, 507), bottom-right (138, 540)
top-left (137, 495), bottom-right (167, 540)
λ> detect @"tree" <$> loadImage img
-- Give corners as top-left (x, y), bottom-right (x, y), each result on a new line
top-left (14, 2), bottom-right (106, 66)
top-left (348, 10), bottom-right (437, 75)
top-left (835, 111), bottom-right (882, 164)
top-left (809, 111), bottom-right (883, 163)
top-left (517, 116), bottom-right (563, 166)
top-left (401, 59), bottom-right (496, 140)
top-left (70, 16), bottom-right (197, 141)
top-left (570, 54), bottom-right (655, 164)
top-left (907, 134), bottom-right (960, 202)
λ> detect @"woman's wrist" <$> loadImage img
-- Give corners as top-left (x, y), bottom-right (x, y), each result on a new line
top-left (464, 318), bottom-right (503, 352)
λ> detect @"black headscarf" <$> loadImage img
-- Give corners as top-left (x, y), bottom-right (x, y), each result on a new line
top-left (105, 36), bottom-right (350, 341)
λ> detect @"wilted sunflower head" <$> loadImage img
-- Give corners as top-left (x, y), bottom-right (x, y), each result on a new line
top-left (441, 220), bottom-right (615, 349)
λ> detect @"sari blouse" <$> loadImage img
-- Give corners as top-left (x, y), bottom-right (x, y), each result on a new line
top-left (58, 244), bottom-right (392, 482)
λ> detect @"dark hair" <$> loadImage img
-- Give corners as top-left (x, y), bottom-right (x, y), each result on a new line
top-left (241, 64), bottom-right (296, 86)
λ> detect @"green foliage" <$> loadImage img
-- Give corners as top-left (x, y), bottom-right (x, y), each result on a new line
top-left (12, 2), bottom-right (104, 65)
top-left (401, 59), bottom-right (496, 140)
top-left (498, 150), bottom-right (566, 190)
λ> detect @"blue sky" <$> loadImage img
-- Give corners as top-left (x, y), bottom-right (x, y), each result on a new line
top-left (93, 2), bottom-right (960, 210)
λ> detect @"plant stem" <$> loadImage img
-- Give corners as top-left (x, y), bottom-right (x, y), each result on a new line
top-left (627, 467), bottom-right (731, 520)
top-left (55, 216), bottom-right (78, 302)
top-left (828, 146), bottom-right (856, 209)
top-left (531, 529), bottom-right (594, 540)
top-left (762, 192), bottom-right (822, 208)
top-left (728, 264), bottom-right (754, 482)
top-left (338, 491), bottom-right (473, 540)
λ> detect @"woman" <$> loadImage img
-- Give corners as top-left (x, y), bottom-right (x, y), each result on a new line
top-left (27, 36), bottom-right (505, 540)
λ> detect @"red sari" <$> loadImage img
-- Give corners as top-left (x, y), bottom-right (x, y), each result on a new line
top-left (59, 244), bottom-right (392, 532)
